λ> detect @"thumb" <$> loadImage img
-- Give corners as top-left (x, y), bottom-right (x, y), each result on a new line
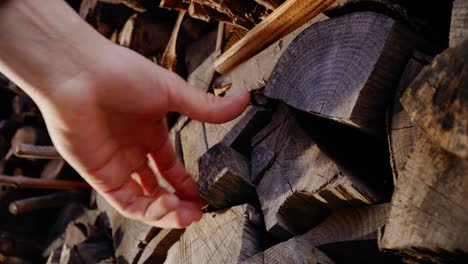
top-left (166, 74), bottom-right (250, 124)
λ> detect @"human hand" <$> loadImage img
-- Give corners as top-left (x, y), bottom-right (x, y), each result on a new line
top-left (0, 0), bottom-right (250, 228)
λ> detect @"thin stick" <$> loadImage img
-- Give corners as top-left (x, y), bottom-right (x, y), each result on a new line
top-left (161, 11), bottom-right (186, 71)
top-left (15, 144), bottom-right (61, 159)
top-left (9, 190), bottom-right (88, 215)
top-left (0, 175), bottom-right (90, 190)
top-left (214, 0), bottom-right (337, 74)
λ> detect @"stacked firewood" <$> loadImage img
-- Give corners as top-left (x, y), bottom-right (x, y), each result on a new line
top-left (0, 0), bottom-right (466, 263)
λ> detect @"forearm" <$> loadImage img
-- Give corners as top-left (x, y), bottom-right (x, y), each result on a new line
top-left (0, 0), bottom-right (107, 103)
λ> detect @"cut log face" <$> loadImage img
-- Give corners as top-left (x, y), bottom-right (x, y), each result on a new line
top-left (401, 40), bottom-right (468, 159)
top-left (254, 105), bottom-right (380, 237)
top-left (137, 229), bottom-right (185, 264)
top-left (245, 204), bottom-right (388, 264)
top-left (180, 106), bottom-right (272, 181)
top-left (165, 204), bottom-right (263, 263)
top-left (450, 0), bottom-right (468, 48)
top-left (198, 143), bottom-right (256, 208)
top-left (388, 52), bottom-right (432, 181)
top-left (265, 12), bottom-right (418, 134)
top-left (380, 134), bottom-right (468, 262)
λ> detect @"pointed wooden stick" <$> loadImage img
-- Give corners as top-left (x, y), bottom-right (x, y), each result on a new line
top-left (15, 144), bottom-right (61, 159)
top-left (161, 11), bottom-right (186, 71)
top-left (0, 175), bottom-right (90, 190)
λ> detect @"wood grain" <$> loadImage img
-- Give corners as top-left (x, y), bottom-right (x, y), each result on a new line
top-left (450, 0), bottom-right (468, 48)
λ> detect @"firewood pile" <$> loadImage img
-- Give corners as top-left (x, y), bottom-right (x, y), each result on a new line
top-left (0, 0), bottom-right (466, 263)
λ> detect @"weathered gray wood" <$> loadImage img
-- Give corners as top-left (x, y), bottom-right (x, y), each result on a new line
top-left (180, 106), bottom-right (271, 181)
top-left (165, 204), bottom-right (263, 264)
top-left (265, 12), bottom-right (418, 135)
top-left (380, 134), bottom-right (468, 262)
top-left (137, 229), bottom-right (185, 264)
top-left (96, 195), bottom-right (158, 264)
top-left (245, 204), bottom-right (388, 264)
top-left (450, 0), bottom-right (468, 48)
top-left (401, 40), bottom-right (468, 159)
top-left (213, 14), bottom-right (328, 96)
top-left (198, 143), bottom-right (255, 208)
top-left (254, 105), bottom-right (380, 237)
top-left (388, 52), bottom-right (432, 182)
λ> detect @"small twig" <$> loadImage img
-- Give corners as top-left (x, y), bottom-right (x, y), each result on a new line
top-left (9, 190), bottom-right (88, 215)
top-left (0, 175), bottom-right (90, 190)
top-left (15, 144), bottom-right (61, 159)
top-left (161, 10), bottom-right (186, 71)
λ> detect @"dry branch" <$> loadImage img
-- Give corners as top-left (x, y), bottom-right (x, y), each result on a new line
top-left (15, 144), bottom-right (61, 159)
top-left (0, 175), bottom-right (90, 190)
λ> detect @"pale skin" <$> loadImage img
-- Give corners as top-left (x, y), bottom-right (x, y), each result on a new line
top-left (0, 0), bottom-right (250, 228)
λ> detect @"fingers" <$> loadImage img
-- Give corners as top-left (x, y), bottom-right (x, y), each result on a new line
top-left (102, 178), bottom-right (202, 228)
top-left (150, 138), bottom-right (200, 204)
top-left (165, 74), bottom-right (250, 124)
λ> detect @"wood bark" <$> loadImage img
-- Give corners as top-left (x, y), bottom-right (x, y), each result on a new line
top-left (213, 13), bottom-right (328, 96)
top-left (214, 0), bottom-right (337, 74)
top-left (165, 204), bottom-right (263, 263)
top-left (401, 40), bottom-right (468, 159)
top-left (450, 0), bottom-right (468, 48)
top-left (254, 105), bottom-right (380, 237)
top-left (180, 106), bottom-right (272, 181)
top-left (198, 143), bottom-right (256, 208)
top-left (388, 52), bottom-right (432, 182)
top-left (265, 12), bottom-right (418, 135)
top-left (244, 204), bottom-right (388, 263)
top-left (380, 134), bottom-right (468, 262)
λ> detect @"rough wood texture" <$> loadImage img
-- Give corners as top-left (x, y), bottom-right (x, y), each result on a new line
top-left (245, 204), bottom-right (389, 263)
top-left (254, 105), bottom-right (380, 237)
top-left (388, 52), bottom-right (432, 181)
top-left (401, 40), bottom-right (468, 159)
top-left (380, 134), bottom-right (468, 262)
top-left (265, 12), bottom-right (418, 134)
top-left (97, 195), bottom-right (158, 264)
top-left (198, 143), bottom-right (255, 208)
top-left (214, 0), bottom-right (337, 74)
top-left (188, 2), bottom-right (249, 29)
top-left (165, 204), bottom-right (263, 263)
top-left (450, 0), bottom-right (468, 48)
top-left (0, 175), bottom-right (90, 190)
top-left (137, 229), bottom-right (185, 264)
top-left (180, 106), bottom-right (271, 181)
top-left (213, 13), bottom-right (328, 96)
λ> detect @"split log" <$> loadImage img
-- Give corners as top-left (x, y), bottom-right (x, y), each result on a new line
top-left (401, 39), bottom-right (468, 159)
top-left (0, 175), bottom-right (90, 190)
top-left (15, 144), bottom-right (60, 160)
top-left (8, 190), bottom-right (88, 215)
top-left (96, 195), bottom-right (157, 264)
top-left (380, 134), bottom-right (468, 262)
top-left (214, 0), bottom-right (337, 74)
top-left (450, 0), bottom-right (468, 48)
top-left (254, 105), bottom-right (381, 237)
top-left (198, 143), bottom-right (255, 208)
top-left (161, 11), bottom-right (186, 71)
top-left (265, 12), bottom-right (419, 135)
top-left (180, 106), bottom-right (272, 181)
top-left (388, 52), bottom-right (432, 181)
top-left (187, 53), bottom-right (216, 91)
top-left (137, 229), bottom-right (185, 264)
top-left (244, 204), bottom-right (389, 264)
top-left (165, 204), bottom-right (263, 263)
top-left (213, 13), bottom-right (328, 95)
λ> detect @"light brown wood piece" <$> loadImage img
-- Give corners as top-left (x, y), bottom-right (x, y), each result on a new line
top-left (198, 143), bottom-right (255, 208)
top-left (0, 175), bottom-right (90, 190)
top-left (214, 0), bottom-right (337, 74)
top-left (254, 105), bottom-right (380, 237)
top-left (213, 13), bottom-right (328, 95)
top-left (8, 191), bottom-right (88, 215)
top-left (265, 12), bottom-right (418, 134)
top-left (450, 0), bottom-right (468, 48)
top-left (244, 204), bottom-right (388, 263)
top-left (388, 52), bottom-right (432, 182)
top-left (161, 11), bottom-right (186, 71)
top-left (380, 134), bottom-right (468, 262)
top-left (15, 144), bottom-right (61, 160)
top-left (188, 2), bottom-right (241, 27)
top-left (180, 106), bottom-right (271, 181)
top-left (137, 229), bottom-right (185, 264)
top-left (401, 40), bottom-right (468, 159)
top-left (165, 204), bottom-right (262, 263)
